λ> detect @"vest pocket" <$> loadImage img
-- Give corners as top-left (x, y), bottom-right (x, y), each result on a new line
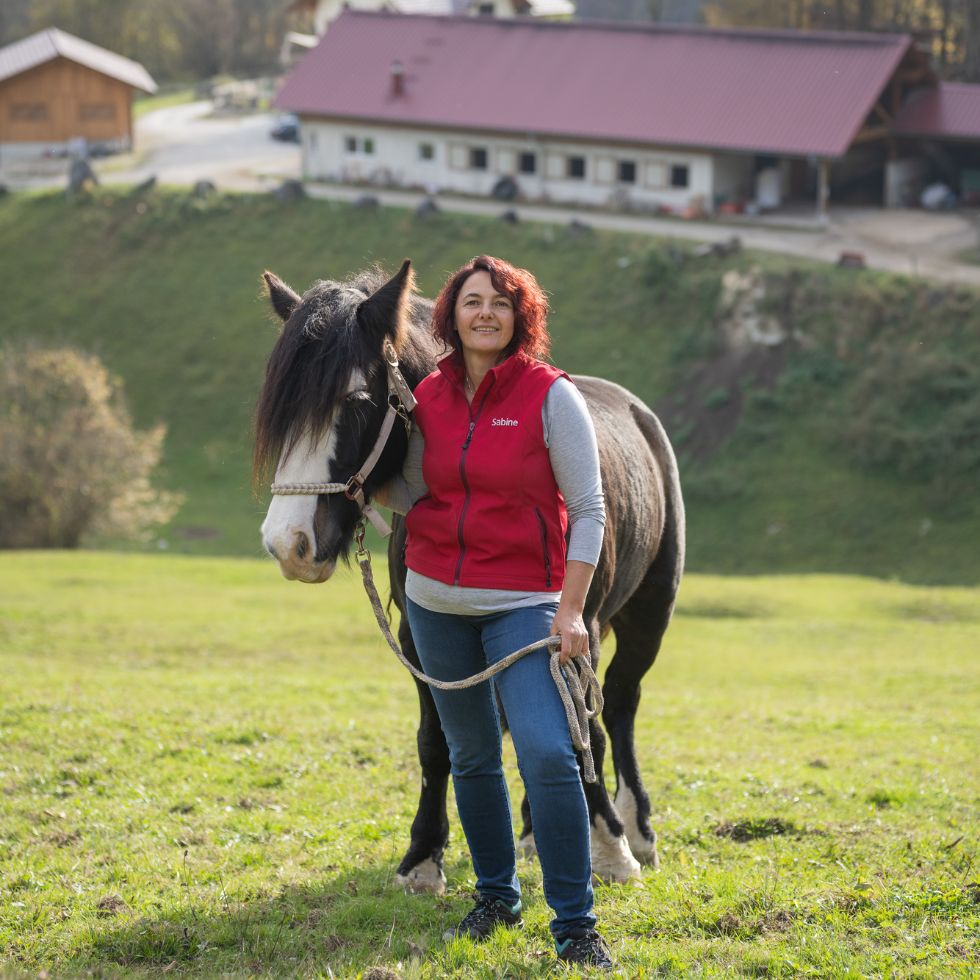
top-left (534, 507), bottom-right (553, 588)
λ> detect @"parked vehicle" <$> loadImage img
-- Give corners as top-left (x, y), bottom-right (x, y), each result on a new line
top-left (270, 114), bottom-right (299, 143)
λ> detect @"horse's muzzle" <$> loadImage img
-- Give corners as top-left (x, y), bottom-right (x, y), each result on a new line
top-left (277, 556), bottom-right (337, 583)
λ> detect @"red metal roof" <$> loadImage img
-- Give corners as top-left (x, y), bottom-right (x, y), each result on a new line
top-left (276, 11), bottom-right (911, 158)
top-left (893, 82), bottom-right (980, 142)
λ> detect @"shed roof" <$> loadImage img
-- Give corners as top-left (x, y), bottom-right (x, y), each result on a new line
top-left (276, 11), bottom-right (911, 158)
top-left (893, 82), bottom-right (980, 142)
top-left (0, 27), bottom-right (157, 93)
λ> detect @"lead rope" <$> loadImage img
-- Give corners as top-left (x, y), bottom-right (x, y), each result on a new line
top-left (353, 524), bottom-right (604, 783)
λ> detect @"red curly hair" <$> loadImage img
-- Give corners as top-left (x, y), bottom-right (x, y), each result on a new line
top-left (432, 255), bottom-right (551, 360)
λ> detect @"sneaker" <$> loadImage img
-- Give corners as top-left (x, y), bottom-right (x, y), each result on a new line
top-left (555, 929), bottom-right (613, 970)
top-left (442, 896), bottom-right (523, 941)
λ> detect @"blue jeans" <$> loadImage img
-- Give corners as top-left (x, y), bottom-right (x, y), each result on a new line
top-left (406, 597), bottom-right (596, 938)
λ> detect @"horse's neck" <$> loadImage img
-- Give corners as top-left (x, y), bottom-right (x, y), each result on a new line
top-left (401, 318), bottom-right (441, 391)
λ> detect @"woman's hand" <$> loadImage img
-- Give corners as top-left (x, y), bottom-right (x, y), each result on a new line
top-left (550, 606), bottom-right (590, 664)
top-left (550, 560), bottom-right (596, 664)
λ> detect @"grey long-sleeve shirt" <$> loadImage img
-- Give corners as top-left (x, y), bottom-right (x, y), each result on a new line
top-left (382, 377), bottom-right (605, 615)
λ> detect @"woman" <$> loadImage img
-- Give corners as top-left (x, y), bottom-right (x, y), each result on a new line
top-left (383, 255), bottom-right (611, 970)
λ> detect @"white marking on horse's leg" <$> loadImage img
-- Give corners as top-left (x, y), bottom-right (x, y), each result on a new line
top-left (615, 783), bottom-right (659, 868)
top-left (395, 858), bottom-right (446, 895)
top-left (517, 832), bottom-right (537, 860)
top-left (590, 814), bottom-right (641, 884)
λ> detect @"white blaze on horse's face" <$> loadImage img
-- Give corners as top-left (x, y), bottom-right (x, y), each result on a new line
top-left (261, 424), bottom-right (337, 583)
top-left (260, 370), bottom-right (366, 583)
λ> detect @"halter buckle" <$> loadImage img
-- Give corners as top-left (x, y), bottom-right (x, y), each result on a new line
top-left (344, 474), bottom-right (364, 501)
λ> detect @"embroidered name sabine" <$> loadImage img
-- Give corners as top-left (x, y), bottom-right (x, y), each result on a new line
top-left (491, 417), bottom-right (519, 427)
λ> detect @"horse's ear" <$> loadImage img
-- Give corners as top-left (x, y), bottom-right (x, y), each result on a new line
top-left (357, 259), bottom-right (414, 350)
top-left (263, 271), bottom-right (301, 323)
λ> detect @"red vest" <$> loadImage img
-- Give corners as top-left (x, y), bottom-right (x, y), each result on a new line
top-left (405, 351), bottom-right (569, 591)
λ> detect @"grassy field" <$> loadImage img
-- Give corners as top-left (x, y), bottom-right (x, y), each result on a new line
top-left (1, 552), bottom-right (977, 977)
top-left (1, 189), bottom-right (978, 583)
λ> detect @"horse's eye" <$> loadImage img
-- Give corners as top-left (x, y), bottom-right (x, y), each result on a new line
top-left (345, 389), bottom-right (372, 403)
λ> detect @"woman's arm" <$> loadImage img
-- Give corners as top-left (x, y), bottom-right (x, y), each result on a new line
top-left (372, 425), bottom-right (428, 515)
top-left (543, 379), bottom-right (605, 663)
top-left (551, 559), bottom-right (596, 663)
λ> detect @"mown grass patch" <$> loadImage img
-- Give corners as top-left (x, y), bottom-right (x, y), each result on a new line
top-left (1, 553), bottom-right (977, 976)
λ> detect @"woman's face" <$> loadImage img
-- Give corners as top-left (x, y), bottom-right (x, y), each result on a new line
top-left (454, 270), bottom-right (515, 360)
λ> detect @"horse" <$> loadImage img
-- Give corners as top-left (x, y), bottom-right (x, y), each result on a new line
top-left (254, 260), bottom-right (684, 892)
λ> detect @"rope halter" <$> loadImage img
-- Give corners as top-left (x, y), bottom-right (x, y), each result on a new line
top-left (270, 339), bottom-right (416, 537)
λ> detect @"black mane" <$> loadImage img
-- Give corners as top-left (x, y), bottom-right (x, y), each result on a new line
top-left (253, 268), bottom-right (436, 484)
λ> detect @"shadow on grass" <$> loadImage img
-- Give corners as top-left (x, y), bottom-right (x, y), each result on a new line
top-left (66, 858), bottom-right (474, 976)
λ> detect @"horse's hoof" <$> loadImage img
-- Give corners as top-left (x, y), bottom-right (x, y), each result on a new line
top-left (517, 833), bottom-right (537, 860)
top-left (590, 819), bottom-right (642, 883)
top-left (395, 858), bottom-right (446, 895)
top-left (614, 784), bottom-right (660, 867)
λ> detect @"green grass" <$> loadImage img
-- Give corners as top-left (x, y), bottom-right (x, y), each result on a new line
top-left (0, 188), bottom-right (978, 583)
top-left (1, 553), bottom-right (977, 976)
top-left (133, 88), bottom-right (197, 118)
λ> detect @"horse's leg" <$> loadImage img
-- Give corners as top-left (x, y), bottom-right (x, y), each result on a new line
top-left (517, 794), bottom-right (536, 859)
top-left (393, 617), bottom-right (451, 894)
top-left (582, 617), bottom-right (643, 883)
top-left (602, 538), bottom-right (682, 869)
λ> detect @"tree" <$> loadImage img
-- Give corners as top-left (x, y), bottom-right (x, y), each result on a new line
top-left (0, 346), bottom-right (181, 548)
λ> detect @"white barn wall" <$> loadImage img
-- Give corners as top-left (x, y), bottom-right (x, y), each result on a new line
top-left (710, 153), bottom-right (755, 205)
top-left (300, 117), bottom-right (714, 211)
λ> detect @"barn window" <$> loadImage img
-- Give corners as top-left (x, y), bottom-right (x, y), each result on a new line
top-left (670, 164), bottom-right (689, 188)
top-left (345, 135), bottom-right (357, 153)
top-left (419, 142), bottom-right (435, 161)
top-left (10, 103), bottom-right (48, 121)
top-left (618, 160), bottom-right (637, 184)
top-left (477, 3), bottom-right (495, 13)
top-left (470, 147), bottom-right (488, 170)
top-left (363, 137), bottom-right (375, 155)
top-left (519, 151), bottom-right (536, 174)
top-left (567, 155), bottom-right (586, 179)
top-left (79, 103), bottom-right (116, 120)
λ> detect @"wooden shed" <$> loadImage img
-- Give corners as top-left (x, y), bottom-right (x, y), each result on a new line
top-left (0, 28), bottom-right (156, 154)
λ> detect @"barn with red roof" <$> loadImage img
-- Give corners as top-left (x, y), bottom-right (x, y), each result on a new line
top-left (277, 10), bottom-right (980, 214)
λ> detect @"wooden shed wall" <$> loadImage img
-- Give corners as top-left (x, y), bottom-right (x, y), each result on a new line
top-left (0, 57), bottom-right (133, 144)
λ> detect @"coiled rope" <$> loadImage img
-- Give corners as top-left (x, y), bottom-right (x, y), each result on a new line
top-left (354, 536), bottom-right (604, 783)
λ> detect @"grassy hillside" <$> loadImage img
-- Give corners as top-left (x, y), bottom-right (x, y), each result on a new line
top-left (2, 553), bottom-right (977, 976)
top-left (0, 188), bottom-right (977, 582)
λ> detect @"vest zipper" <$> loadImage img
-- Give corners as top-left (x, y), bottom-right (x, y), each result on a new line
top-left (454, 420), bottom-right (476, 584)
top-left (534, 507), bottom-right (553, 588)
top-left (454, 371), bottom-right (493, 584)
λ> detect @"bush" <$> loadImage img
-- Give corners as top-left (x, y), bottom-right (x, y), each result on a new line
top-left (0, 346), bottom-right (181, 548)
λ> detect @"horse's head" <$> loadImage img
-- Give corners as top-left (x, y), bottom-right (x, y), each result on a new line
top-left (254, 260), bottom-right (417, 583)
